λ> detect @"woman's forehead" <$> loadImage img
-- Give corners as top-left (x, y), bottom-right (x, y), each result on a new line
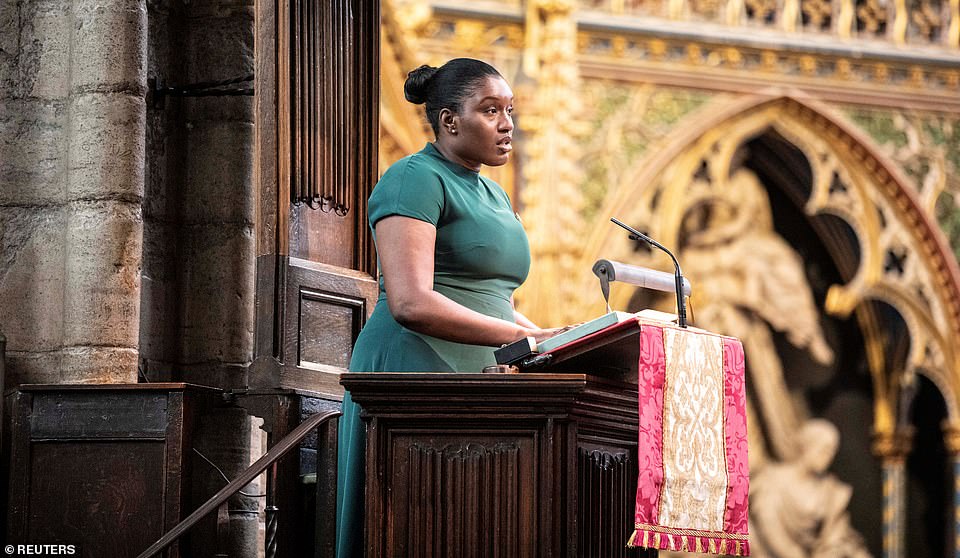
top-left (468, 76), bottom-right (514, 102)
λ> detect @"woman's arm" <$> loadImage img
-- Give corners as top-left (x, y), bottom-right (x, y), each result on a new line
top-left (377, 215), bottom-right (553, 346)
top-left (511, 297), bottom-right (538, 329)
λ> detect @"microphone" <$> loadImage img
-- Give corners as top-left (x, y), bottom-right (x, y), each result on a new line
top-left (592, 259), bottom-right (691, 297)
top-left (610, 217), bottom-right (688, 328)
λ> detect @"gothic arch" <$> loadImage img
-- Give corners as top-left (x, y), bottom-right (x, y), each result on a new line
top-left (579, 91), bottom-right (960, 433)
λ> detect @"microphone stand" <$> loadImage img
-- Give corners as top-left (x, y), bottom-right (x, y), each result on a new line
top-left (610, 217), bottom-right (688, 328)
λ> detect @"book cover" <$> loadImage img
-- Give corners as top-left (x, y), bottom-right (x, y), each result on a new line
top-left (536, 311), bottom-right (636, 353)
top-left (494, 336), bottom-right (538, 365)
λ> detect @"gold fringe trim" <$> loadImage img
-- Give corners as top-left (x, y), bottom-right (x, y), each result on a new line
top-left (626, 529), bottom-right (751, 556)
top-left (633, 522), bottom-right (749, 540)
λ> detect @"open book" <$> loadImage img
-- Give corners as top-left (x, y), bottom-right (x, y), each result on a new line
top-left (537, 311), bottom-right (635, 353)
top-left (494, 309), bottom-right (678, 365)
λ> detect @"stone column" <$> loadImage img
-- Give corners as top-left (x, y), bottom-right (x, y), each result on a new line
top-left (943, 424), bottom-right (960, 558)
top-left (61, 0), bottom-right (146, 383)
top-left (873, 429), bottom-right (913, 558)
top-left (0, 0), bottom-right (71, 386)
top-left (175, 0), bottom-right (256, 389)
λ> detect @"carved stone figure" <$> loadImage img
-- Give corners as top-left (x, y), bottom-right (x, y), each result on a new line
top-left (749, 420), bottom-right (872, 558)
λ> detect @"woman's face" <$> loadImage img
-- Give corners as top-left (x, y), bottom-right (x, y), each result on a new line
top-left (440, 76), bottom-right (514, 170)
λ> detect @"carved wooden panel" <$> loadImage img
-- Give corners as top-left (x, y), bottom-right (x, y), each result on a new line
top-left (269, 258), bottom-right (377, 395)
top-left (387, 435), bottom-right (537, 558)
top-left (297, 288), bottom-right (363, 369)
top-left (343, 373), bottom-right (654, 556)
top-left (578, 448), bottom-right (636, 558)
top-left (282, 0), bottom-right (378, 274)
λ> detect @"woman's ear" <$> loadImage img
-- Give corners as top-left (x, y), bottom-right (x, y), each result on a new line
top-left (439, 108), bottom-right (459, 135)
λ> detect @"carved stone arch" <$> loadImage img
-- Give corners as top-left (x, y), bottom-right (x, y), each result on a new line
top-left (581, 91), bottom-right (960, 431)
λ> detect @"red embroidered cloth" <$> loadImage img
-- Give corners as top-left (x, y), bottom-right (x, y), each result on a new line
top-left (627, 324), bottom-right (750, 555)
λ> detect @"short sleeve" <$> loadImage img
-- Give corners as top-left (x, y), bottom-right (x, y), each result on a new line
top-left (368, 156), bottom-right (444, 228)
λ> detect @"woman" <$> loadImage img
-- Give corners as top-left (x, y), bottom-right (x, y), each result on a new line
top-left (336, 58), bottom-right (557, 556)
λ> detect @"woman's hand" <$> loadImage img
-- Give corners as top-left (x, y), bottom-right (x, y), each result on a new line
top-left (520, 323), bottom-right (580, 344)
top-left (528, 327), bottom-right (564, 343)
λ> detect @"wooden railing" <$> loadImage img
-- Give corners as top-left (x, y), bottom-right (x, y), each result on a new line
top-left (136, 409), bottom-right (340, 558)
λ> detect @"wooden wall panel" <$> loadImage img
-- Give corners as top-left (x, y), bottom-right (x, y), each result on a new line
top-left (285, 0), bottom-right (378, 274)
top-left (254, 0), bottom-right (380, 390)
top-left (29, 441), bottom-right (166, 552)
top-left (298, 289), bottom-right (364, 369)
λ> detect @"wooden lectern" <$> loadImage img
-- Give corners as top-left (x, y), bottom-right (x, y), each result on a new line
top-left (342, 324), bottom-right (655, 558)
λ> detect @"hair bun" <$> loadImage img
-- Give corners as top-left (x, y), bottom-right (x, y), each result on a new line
top-left (404, 64), bottom-right (438, 104)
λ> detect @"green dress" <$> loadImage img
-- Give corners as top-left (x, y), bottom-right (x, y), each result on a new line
top-left (336, 143), bottom-right (530, 556)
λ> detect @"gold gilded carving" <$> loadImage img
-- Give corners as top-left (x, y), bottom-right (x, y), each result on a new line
top-left (690, 0), bottom-right (725, 20)
top-left (726, 0), bottom-right (746, 25)
top-left (857, 0), bottom-right (889, 34)
top-left (871, 428), bottom-right (915, 459)
top-left (379, 0), bottom-right (432, 170)
top-left (951, 0), bottom-right (960, 45)
top-left (516, 0), bottom-right (588, 326)
top-left (554, 94), bottom-right (960, 430)
top-left (802, 0), bottom-right (834, 29)
top-left (669, 0), bottom-right (687, 18)
top-left (910, 66), bottom-right (925, 87)
top-left (941, 70), bottom-right (960, 89)
top-left (724, 46), bottom-right (745, 66)
top-left (836, 58), bottom-right (853, 78)
top-left (942, 423), bottom-right (960, 455)
top-left (534, 16), bottom-right (960, 107)
top-left (649, 38), bottom-right (668, 58)
top-left (761, 50), bottom-right (779, 70)
top-left (452, 20), bottom-right (488, 51)
top-left (611, 35), bottom-right (629, 56)
top-left (874, 62), bottom-right (890, 82)
top-left (893, 0), bottom-right (909, 42)
top-left (909, 0), bottom-right (944, 41)
top-left (838, 0), bottom-right (855, 36)
top-left (746, 0), bottom-right (778, 23)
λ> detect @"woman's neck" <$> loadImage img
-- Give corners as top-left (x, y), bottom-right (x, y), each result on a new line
top-left (432, 139), bottom-right (480, 172)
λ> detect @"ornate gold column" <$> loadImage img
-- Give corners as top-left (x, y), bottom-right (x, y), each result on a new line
top-left (873, 429), bottom-right (914, 558)
top-left (943, 424), bottom-right (960, 558)
top-left (517, 0), bottom-right (586, 326)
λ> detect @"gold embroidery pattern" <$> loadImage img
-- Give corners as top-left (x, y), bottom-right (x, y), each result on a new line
top-left (659, 327), bottom-right (728, 531)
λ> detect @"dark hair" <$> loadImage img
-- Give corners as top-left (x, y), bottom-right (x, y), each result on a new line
top-left (404, 58), bottom-right (503, 136)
